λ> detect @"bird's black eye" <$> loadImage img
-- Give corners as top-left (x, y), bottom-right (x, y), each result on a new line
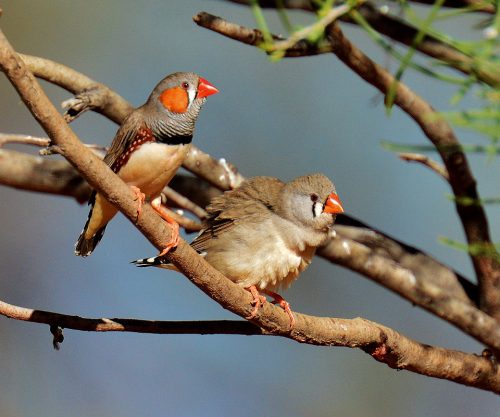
top-left (181, 82), bottom-right (189, 89)
top-left (310, 193), bottom-right (319, 202)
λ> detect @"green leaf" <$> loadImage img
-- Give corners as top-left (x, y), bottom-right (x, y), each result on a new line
top-left (439, 237), bottom-right (500, 261)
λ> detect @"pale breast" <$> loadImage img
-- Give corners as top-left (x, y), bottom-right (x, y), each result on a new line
top-left (117, 142), bottom-right (190, 198)
top-left (204, 219), bottom-right (316, 292)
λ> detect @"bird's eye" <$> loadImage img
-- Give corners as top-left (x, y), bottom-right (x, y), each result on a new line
top-left (181, 82), bottom-right (189, 89)
top-left (310, 193), bottom-right (319, 202)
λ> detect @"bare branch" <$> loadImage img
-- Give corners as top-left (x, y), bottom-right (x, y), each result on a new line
top-left (325, 23), bottom-right (500, 318)
top-left (333, 216), bottom-right (478, 303)
top-left (319, 229), bottom-right (500, 354)
top-left (161, 206), bottom-right (202, 233)
top-left (163, 186), bottom-right (208, 219)
top-left (0, 133), bottom-right (50, 148)
top-left (1, 42), bottom-right (498, 389)
top-left (19, 54), bottom-right (131, 124)
top-left (1, 298), bottom-right (498, 393)
top-left (2, 33), bottom-right (498, 391)
top-left (193, 11), bottom-right (500, 320)
top-left (399, 152), bottom-right (450, 180)
top-left (0, 56), bottom-right (483, 321)
top-left (0, 148), bottom-right (91, 203)
top-left (0, 299), bottom-right (263, 335)
top-left (183, 147), bottom-right (244, 190)
top-left (4, 145), bottom-right (497, 353)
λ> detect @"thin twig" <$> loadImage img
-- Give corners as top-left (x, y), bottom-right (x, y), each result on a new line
top-left (399, 152), bottom-right (450, 180)
top-left (222, 1), bottom-right (500, 85)
top-left (163, 186), bottom-right (208, 219)
top-left (161, 206), bottom-right (203, 233)
top-left (0, 133), bottom-right (50, 148)
top-left (267, 4), bottom-right (351, 53)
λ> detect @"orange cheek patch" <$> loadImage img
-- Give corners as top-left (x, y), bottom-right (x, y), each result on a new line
top-left (159, 87), bottom-right (189, 113)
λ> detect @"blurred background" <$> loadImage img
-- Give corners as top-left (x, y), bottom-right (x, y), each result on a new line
top-left (0, 1), bottom-right (498, 416)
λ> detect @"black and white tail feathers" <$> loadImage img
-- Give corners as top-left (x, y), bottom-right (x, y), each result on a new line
top-left (74, 202), bottom-right (106, 257)
top-left (131, 251), bottom-right (206, 270)
top-left (131, 256), bottom-right (176, 270)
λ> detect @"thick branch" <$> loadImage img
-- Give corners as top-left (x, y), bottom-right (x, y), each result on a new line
top-left (0, 145), bottom-right (477, 299)
top-left (4, 146), bottom-right (500, 353)
top-left (325, 24), bottom-right (500, 318)
top-left (1, 298), bottom-right (499, 393)
top-left (1, 33), bottom-right (500, 390)
top-left (193, 11), bottom-right (500, 320)
top-left (0, 56), bottom-right (487, 326)
top-left (319, 229), bottom-right (500, 353)
top-left (19, 54), bottom-right (131, 124)
top-left (0, 146), bottom-right (220, 214)
top-left (0, 148), bottom-right (91, 203)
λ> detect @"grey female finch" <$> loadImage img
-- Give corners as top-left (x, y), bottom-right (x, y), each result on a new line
top-left (133, 173), bottom-right (344, 327)
top-left (75, 72), bottom-right (219, 257)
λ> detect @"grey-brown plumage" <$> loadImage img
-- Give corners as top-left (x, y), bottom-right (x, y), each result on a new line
top-left (75, 72), bottom-right (218, 256)
top-left (133, 173), bottom-right (344, 326)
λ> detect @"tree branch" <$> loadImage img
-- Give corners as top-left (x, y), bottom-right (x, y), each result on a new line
top-left (0, 143), bottom-right (479, 302)
top-left (398, 152), bottom-right (450, 180)
top-left (1, 298), bottom-right (499, 393)
top-left (219, 1), bottom-right (500, 85)
top-left (0, 148), bottom-right (91, 203)
top-left (1, 35), bottom-right (499, 390)
top-left (0, 53), bottom-right (487, 323)
top-left (325, 23), bottom-right (500, 319)
top-left (319, 227), bottom-right (500, 353)
top-left (224, 0), bottom-right (495, 13)
top-left (193, 10), bottom-right (500, 321)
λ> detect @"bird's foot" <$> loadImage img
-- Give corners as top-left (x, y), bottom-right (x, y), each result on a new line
top-left (157, 220), bottom-right (180, 257)
top-left (130, 186), bottom-right (146, 220)
top-left (245, 285), bottom-right (266, 320)
top-left (263, 290), bottom-right (295, 330)
top-left (152, 196), bottom-right (180, 256)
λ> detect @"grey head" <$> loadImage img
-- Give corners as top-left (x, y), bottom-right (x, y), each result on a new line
top-left (277, 173), bottom-right (343, 232)
top-left (143, 72), bottom-right (219, 138)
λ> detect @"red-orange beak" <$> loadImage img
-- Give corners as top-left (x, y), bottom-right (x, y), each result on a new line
top-left (197, 77), bottom-right (219, 98)
top-left (323, 192), bottom-right (344, 214)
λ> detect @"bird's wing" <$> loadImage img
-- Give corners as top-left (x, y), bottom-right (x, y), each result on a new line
top-left (103, 111), bottom-right (144, 172)
top-left (191, 177), bottom-right (284, 253)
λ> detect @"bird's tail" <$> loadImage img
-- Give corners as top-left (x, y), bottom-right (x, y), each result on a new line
top-left (131, 256), bottom-right (178, 271)
top-left (74, 205), bottom-right (107, 257)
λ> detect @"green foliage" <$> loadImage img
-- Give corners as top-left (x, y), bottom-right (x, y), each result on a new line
top-left (439, 236), bottom-right (500, 261)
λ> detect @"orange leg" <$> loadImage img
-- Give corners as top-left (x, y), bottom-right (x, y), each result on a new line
top-left (130, 186), bottom-right (146, 219)
top-left (151, 196), bottom-right (180, 256)
top-left (262, 289), bottom-right (295, 330)
top-left (245, 285), bottom-right (267, 320)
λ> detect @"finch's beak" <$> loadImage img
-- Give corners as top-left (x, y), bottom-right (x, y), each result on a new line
top-left (323, 193), bottom-right (344, 214)
top-left (197, 77), bottom-right (219, 98)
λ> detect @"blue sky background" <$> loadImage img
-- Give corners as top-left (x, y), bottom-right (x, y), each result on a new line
top-left (0, 1), bottom-right (498, 416)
